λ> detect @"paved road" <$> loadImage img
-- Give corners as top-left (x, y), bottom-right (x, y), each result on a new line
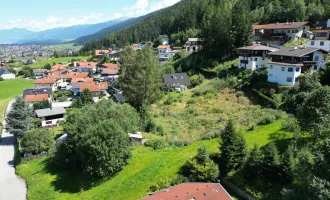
top-left (0, 100), bottom-right (27, 200)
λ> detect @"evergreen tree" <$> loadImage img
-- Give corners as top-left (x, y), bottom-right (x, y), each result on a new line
top-left (6, 96), bottom-right (33, 139)
top-left (244, 143), bottom-right (263, 178)
top-left (118, 46), bottom-right (162, 109)
top-left (220, 120), bottom-right (247, 174)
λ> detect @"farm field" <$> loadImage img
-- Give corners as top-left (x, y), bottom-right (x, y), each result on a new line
top-left (41, 43), bottom-right (82, 51)
top-left (17, 120), bottom-right (290, 200)
top-left (28, 56), bottom-right (90, 69)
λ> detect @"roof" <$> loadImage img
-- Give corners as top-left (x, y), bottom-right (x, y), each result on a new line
top-left (113, 93), bottom-right (125, 103)
top-left (142, 183), bottom-right (233, 200)
top-left (35, 107), bottom-right (66, 118)
top-left (0, 69), bottom-right (14, 76)
top-left (34, 78), bottom-right (56, 84)
top-left (157, 45), bottom-right (171, 49)
top-left (129, 133), bottom-right (143, 139)
top-left (24, 94), bottom-right (49, 103)
top-left (163, 73), bottom-right (191, 87)
top-left (71, 77), bottom-right (94, 83)
top-left (77, 61), bottom-right (98, 68)
top-left (61, 72), bottom-right (89, 79)
top-left (50, 64), bottom-right (66, 72)
top-left (188, 38), bottom-right (202, 42)
top-left (268, 62), bottom-right (304, 67)
top-left (23, 88), bottom-right (52, 97)
top-left (237, 44), bottom-right (279, 51)
top-left (95, 49), bottom-right (112, 56)
top-left (101, 68), bottom-right (119, 75)
top-left (132, 44), bottom-right (139, 47)
top-left (79, 82), bottom-right (108, 92)
top-left (253, 22), bottom-right (311, 30)
top-left (33, 69), bottom-right (47, 73)
top-left (268, 46), bottom-right (328, 57)
top-left (101, 63), bottom-right (120, 70)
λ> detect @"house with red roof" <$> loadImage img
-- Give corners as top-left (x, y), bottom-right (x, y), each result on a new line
top-left (74, 61), bottom-right (98, 73)
top-left (78, 82), bottom-right (108, 97)
top-left (142, 183), bottom-right (233, 200)
top-left (95, 49), bottom-right (113, 57)
top-left (34, 78), bottom-right (57, 91)
top-left (253, 21), bottom-right (313, 44)
top-left (24, 93), bottom-right (50, 104)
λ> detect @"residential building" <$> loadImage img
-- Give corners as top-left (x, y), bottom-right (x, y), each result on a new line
top-left (35, 107), bottom-right (66, 127)
top-left (33, 78), bottom-right (57, 91)
top-left (24, 93), bottom-right (50, 104)
top-left (74, 61), bottom-right (98, 73)
top-left (237, 44), bottom-right (279, 70)
top-left (108, 50), bottom-right (123, 61)
top-left (163, 73), bottom-right (191, 92)
top-left (95, 49), bottom-right (113, 57)
top-left (33, 69), bottom-right (47, 78)
top-left (23, 88), bottom-right (52, 98)
top-left (142, 183), bottom-right (233, 200)
top-left (157, 45), bottom-right (176, 64)
top-left (185, 38), bottom-right (203, 52)
top-left (128, 132), bottom-right (143, 146)
top-left (160, 35), bottom-right (169, 45)
top-left (253, 22), bottom-right (312, 44)
top-left (0, 69), bottom-right (15, 79)
top-left (79, 82), bottom-right (108, 97)
top-left (267, 46), bottom-right (327, 86)
top-left (307, 19), bottom-right (330, 52)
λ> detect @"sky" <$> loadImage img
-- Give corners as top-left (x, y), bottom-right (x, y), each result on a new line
top-left (0, 0), bottom-right (180, 31)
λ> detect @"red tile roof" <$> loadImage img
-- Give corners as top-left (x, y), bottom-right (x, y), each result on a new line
top-left (62, 72), bottom-right (89, 79)
top-left (143, 183), bottom-right (233, 200)
top-left (77, 61), bottom-right (98, 69)
top-left (237, 45), bottom-right (279, 51)
top-left (50, 64), bottom-right (66, 72)
top-left (34, 78), bottom-right (57, 84)
top-left (132, 44), bottom-right (139, 47)
top-left (157, 45), bottom-right (171, 49)
top-left (24, 94), bottom-right (49, 103)
top-left (101, 68), bottom-right (119, 75)
top-left (95, 49), bottom-right (112, 56)
top-left (101, 63), bottom-right (120, 70)
top-left (71, 77), bottom-right (94, 83)
top-left (253, 22), bottom-right (311, 30)
top-left (79, 82), bottom-right (108, 92)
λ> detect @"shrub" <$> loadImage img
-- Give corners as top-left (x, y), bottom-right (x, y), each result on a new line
top-left (190, 74), bottom-right (205, 87)
top-left (187, 99), bottom-right (196, 104)
top-left (169, 140), bottom-right (190, 147)
top-left (201, 130), bottom-right (220, 140)
top-left (164, 92), bottom-right (182, 105)
top-left (144, 138), bottom-right (167, 150)
top-left (0, 77), bottom-right (4, 81)
top-left (21, 129), bottom-right (55, 154)
top-left (258, 114), bottom-right (276, 125)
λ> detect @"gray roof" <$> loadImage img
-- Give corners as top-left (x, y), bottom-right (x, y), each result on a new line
top-left (114, 93), bottom-right (125, 103)
top-left (163, 73), bottom-right (191, 87)
top-left (35, 107), bottom-right (66, 118)
top-left (23, 88), bottom-right (52, 97)
top-left (0, 69), bottom-right (14, 76)
top-left (268, 47), bottom-right (328, 57)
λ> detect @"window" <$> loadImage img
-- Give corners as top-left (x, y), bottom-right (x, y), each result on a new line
top-left (254, 58), bottom-right (257, 61)
top-left (288, 68), bottom-right (293, 72)
top-left (287, 77), bottom-right (292, 82)
top-left (250, 58), bottom-right (252, 61)
top-left (256, 65), bottom-right (258, 69)
top-left (320, 41), bottom-right (324, 46)
top-left (270, 65), bottom-right (273, 69)
top-left (269, 74), bottom-right (273, 76)
top-left (296, 67), bottom-right (300, 72)
top-left (316, 32), bottom-right (328, 37)
top-left (281, 67), bottom-right (285, 71)
top-left (315, 56), bottom-right (319, 61)
top-left (311, 41), bottom-right (315, 45)
top-left (288, 30), bottom-right (291, 33)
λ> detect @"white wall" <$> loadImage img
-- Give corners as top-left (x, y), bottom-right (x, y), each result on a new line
top-left (0, 73), bottom-right (15, 80)
top-left (40, 116), bottom-right (65, 127)
top-left (267, 64), bottom-right (302, 86)
top-left (327, 19), bottom-right (330, 28)
top-left (238, 56), bottom-right (270, 70)
top-left (308, 40), bottom-right (330, 52)
top-left (313, 51), bottom-right (324, 69)
top-left (273, 26), bottom-right (310, 41)
top-left (35, 83), bottom-right (57, 91)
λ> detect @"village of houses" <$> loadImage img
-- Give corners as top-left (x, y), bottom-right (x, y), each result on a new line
top-left (1, 19), bottom-right (330, 149)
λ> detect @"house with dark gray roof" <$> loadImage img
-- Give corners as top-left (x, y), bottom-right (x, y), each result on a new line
top-left (267, 46), bottom-right (328, 86)
top-left (23, 88), bottom-right (52, 98)
top-left (163, 73), bottom-right (191, 92)
top-left (35, 107), bottom-right (66, 127)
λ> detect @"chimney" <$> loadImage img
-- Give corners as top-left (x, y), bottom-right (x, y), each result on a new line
top-left (277, 22), bottom-right (279, 25)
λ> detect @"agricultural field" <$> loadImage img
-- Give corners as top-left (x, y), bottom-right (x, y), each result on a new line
top-left (17, 119), bottom-right (290, 200)
top-left (28, 56), bottom-right (90, 69)
top-left (41, 43), bottom-right (82, 51)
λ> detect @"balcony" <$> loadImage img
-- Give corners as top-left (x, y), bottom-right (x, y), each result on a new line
top-left (240, 60), bottom-right (249, 64)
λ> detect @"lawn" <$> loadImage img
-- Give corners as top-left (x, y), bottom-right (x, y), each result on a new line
top-left (17, 120), bottom-right (290, 200)
top-left (41, 43), bottom-right (82, 51)
top-left (28, 56), bottom-right (90, 69)
top-left (0, 78), bottom-right (33, 120)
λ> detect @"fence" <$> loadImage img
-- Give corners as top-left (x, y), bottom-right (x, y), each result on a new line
top-left (222, 179), bottom-right (256, 200)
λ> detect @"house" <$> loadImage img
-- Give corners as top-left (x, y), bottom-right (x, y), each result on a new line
top-left (33, 69), bottom-right (47, 78)
top-left (253, 22), bottom-right (312, 44)
top-left (108, 50), bottom-right (123, 61)
top-left (79, 82), bottom-right (108, 97)
top-left (142, 183), bottom-right (233, 200)
top-left (99, 63), bottom-right (120, 80)
top-left (24, 94), bottom-right (50, 104)
top-left (74, 61), bottom-right (98, 73)
top-left (185, 38), bottom-right (203, 52)
top-left (128, 132), bottom-right (143, 146)
top-left (237, 44), bottom-right (279, 70)
top-left (160, 35), bottom-right (169, 45)
top-left (23, 88), bottom-right (52, 98)
top-left (267, 46), bottom-right (328, 86)
top-left (132, 44), bottom-right (140, 51)
top-left (307, 19), bottom-right (330, 52)
top-left (0, 69), bottom-right (15, 80)
top-left (35, 107), bottom-right (66, 127)
top-left (157, 45), bottom-right (176, 64)
top-left (33, 78), bottom-right (57, 91)
top-left (50, 64), bottom-right (66, 72)
top-left (95, 49), bottom-right (113, 57)
top-left (163, 73), bottom-right (191, 92)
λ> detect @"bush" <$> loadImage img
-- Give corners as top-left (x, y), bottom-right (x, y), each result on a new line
top-left (144, 138), bottom-right (167, 150)
top-left (164, 92), bottom-right (182, 105)
top-left (169, 140), bottom-right (190, 147)
top-left (0, 77), bottom-right (4, 81)
top-left (258, 114), bottom-right (276, 125)
top-left (21, 129), bottom-right (55, 154)
top-left (190, 74), bottom-right (205, 87)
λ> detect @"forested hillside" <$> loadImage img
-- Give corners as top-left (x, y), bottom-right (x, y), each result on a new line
top-left (80, 0), bottom-right (330, 58)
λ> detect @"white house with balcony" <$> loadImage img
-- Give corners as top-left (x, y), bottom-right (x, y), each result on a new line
top-left (307, 21), bottom-right (330, 52)
top-left (157, 45), bottom-right (176, 64)
top-left (0, 69), bottom-right (15, 79)
top-left (35, 107), bottom-right (66, 127)
top-left (237, 44), bottom-right (279, 70)
top-left (267, 46), bottom-right (327, 86)
top-left (185, 38), bottom-right (203, 52)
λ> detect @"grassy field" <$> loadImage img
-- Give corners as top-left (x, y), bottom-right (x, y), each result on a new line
top-left (41, 43), bottom-right (82, 51)
top-left (283, 38), bottom-right (308, 47)
top-left (17, 119), bottom-right (290, 200)
top-left (28, 56), bottom-right (90, 69)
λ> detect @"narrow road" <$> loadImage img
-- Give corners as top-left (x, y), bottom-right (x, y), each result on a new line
top-left (0, 100), bottom-right (27, 200)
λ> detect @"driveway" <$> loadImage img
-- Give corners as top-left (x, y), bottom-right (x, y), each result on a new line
top-left (0, 100), bottom-right (27, 200)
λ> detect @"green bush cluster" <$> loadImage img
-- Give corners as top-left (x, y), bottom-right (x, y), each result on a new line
top-left (144, 138), bottom-right (167, 150)
top-left (164, 92), bottom-right (183, 105)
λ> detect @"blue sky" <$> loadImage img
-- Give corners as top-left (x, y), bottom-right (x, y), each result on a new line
top-left (0, 0), bottom-right (180, 31)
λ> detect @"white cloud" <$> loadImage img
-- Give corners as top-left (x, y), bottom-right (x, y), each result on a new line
top-left (0, 0), bottom-right (181, 31)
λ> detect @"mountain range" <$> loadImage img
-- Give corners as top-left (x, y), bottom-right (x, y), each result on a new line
top-left (0, 17), bottom-right (130, 45)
